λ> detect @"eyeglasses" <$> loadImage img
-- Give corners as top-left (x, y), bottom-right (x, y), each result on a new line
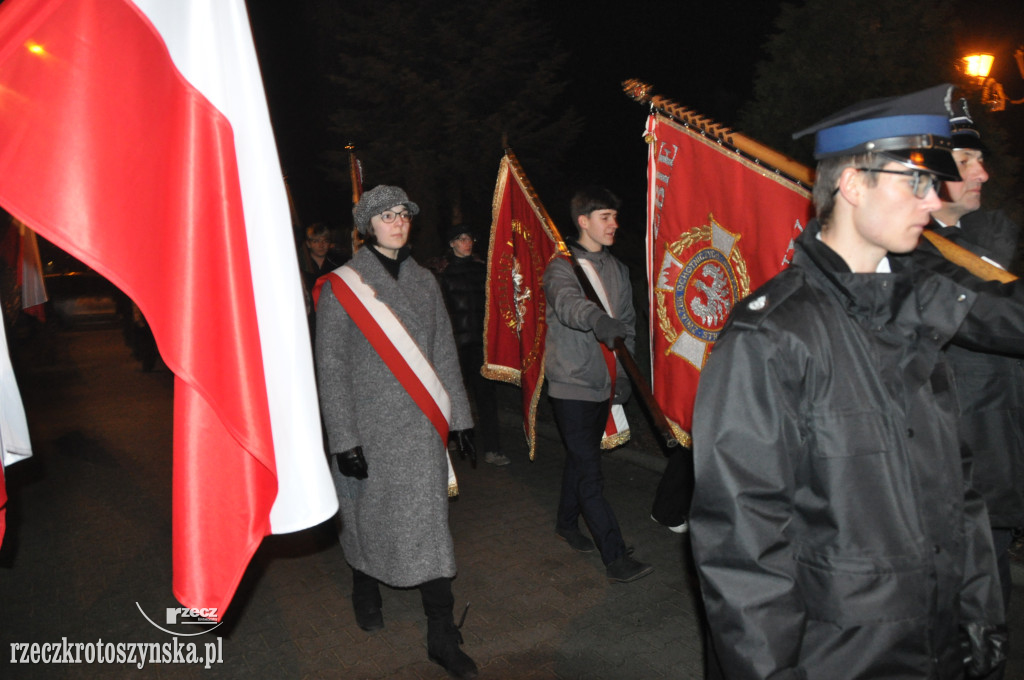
top-left (378, 210), bottom-right (412, 224)
top-left (453, 235), bottom-right (474, 243)
top-left (854, 168), bottom-right (942, 199)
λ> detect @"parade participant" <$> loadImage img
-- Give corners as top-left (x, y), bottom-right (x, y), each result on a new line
top-left (433, 224), bottom-right (508, 466)
top-left (544, 186), bottom-right (652, 583)
top-left (691, 84), bottom-right (1016, 680)
top-left (300, 222), bottom-right (345, 293)
top-left (314, 185), bottom-right (478, 679)
top-left (927, 101), bottom-right (1024, 680)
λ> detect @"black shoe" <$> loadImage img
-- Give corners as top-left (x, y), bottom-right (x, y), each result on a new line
top-left (606, 555), bottom-right (654, 583)
top-left (351, 594), bottom-right (384, 632)
top-left (555, 527), bottom-right (596, 553)
top-left (428, 621), bottom-right (479, 679)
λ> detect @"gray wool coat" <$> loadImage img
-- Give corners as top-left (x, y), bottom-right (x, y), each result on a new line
top-left (315, 246), bottom-right (472, 587)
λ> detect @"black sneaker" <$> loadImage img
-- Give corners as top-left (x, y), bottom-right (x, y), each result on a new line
top-left (605, 555), bottom-right (654, 583)
top-left (555, 527), bottom-right (596, 553)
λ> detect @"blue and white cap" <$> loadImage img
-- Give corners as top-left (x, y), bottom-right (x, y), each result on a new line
top-left (793, 84), bottom-right (961, 181)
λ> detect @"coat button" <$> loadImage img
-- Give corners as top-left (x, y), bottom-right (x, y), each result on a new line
top-left (906, 428), bottom-right (914, 438)
top-left (934, 545), bottom-right (941, 554)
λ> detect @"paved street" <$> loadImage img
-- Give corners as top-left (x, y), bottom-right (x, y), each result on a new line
top-left (2, 327), bottom-right (1023, 678)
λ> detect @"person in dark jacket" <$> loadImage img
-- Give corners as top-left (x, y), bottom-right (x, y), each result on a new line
top-left (926, 101), bottom-right (1024, 680)
top-left (433, 224), bottom-right (508, 466)
top-left (300, 222), bottom-right (345, 292)
top-left (691, 84), bottom-right (1020, 680)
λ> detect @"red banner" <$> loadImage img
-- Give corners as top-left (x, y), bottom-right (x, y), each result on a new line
top-left (646, 113), bottom-right (812, 445)
top-left (483, 153), bottom-right (559, 459)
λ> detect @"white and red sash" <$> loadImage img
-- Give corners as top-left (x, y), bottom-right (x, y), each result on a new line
top-left (315, 266), bottom-right (458, 495)
top-left (577, 259), bottom-right (631, 449)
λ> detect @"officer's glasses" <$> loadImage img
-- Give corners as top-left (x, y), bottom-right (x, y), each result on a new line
top-left (855, 168), bottom-right (942, 199)
top-left (378, 210), bottom-right (412, 224)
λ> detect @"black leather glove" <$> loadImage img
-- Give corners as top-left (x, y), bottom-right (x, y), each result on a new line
top-left (593, 314), bottom-right (628, 348)
top-left (613, 375), bottom-right (632, 405)
top-left (449, 429), bottom-right (477, 468)
top-left (333, 447), bottom-right (368, 479)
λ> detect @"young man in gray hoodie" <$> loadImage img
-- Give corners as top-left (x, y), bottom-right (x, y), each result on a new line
top-left (543, 186), bottom-right (652, 583)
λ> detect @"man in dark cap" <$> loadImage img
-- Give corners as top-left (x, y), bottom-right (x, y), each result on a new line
top-left (690, 84), bottom-right (1024, 679)
top-left (925, 101), bottom-right (1024, 680)
top-left (431, 224), bottom-right (508, 466)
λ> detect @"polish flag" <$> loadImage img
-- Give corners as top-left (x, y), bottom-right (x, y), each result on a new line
top-left (0, 0), bottom-right (338, 617)
top-left (0, 285), bottom-right (33, 546)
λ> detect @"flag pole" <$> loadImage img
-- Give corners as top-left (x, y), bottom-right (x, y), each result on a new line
top-left (504, 148), bottom-right (679, 449)
top-left (623, 79), bottom-right (1019, 284)
top-left (347, 142), bottom-right (363, 254)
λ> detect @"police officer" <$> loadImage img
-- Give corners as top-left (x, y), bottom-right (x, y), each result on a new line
top-left (691, 84), bottom-right (1022, 680)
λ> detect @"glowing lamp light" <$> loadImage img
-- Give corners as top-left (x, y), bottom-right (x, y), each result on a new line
top-left (963, 53), bottom-right (994, 79)
top-left (26, 41), bottom-right (46, 56)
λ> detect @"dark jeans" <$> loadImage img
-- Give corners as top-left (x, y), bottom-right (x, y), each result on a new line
top-left (551, 397), bottom-right (626, 566)
top-left (458, 342), bottom-right (499, 453)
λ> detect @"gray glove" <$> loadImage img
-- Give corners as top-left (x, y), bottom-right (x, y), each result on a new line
top-left (593, 314), bottom-right (628, 348)
top-left (333, 447), bottom-right (368, 479)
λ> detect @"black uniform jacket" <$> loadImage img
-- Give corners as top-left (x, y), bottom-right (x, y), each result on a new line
top-left (691, 222), bottom-right (1023, 680)
top-left (926, 211), bottom-right (1024, 528)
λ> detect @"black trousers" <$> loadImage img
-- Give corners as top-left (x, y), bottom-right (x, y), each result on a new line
top-left (651, 445), bottom-right (694, 526)
top-left (551, 397), bottom-right (626, 566)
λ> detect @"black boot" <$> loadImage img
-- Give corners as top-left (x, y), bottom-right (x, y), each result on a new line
top-left (351, 568), bottom-right (383, 632)
top-left (420, 578), bottom-right (478, 679)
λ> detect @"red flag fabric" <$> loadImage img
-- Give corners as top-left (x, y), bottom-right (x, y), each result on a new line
top-left (645, 113), bottom-right (812, 446)
top-left (0, 0), bottom-right (337, 617)
top-left (483, 154), bottom-right (559, 459)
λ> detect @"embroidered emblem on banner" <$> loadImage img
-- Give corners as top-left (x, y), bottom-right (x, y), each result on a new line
top-left (491, 218), bottom-right (546, 370)
top-left (656, 214), bottom-right (751, 370)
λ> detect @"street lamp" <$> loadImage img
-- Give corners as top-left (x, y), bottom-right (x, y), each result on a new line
top-left (962, 49), bottom-right (1024, 112)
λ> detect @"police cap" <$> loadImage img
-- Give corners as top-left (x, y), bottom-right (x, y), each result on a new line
top-left (793, 84), bottom-right (961, 181)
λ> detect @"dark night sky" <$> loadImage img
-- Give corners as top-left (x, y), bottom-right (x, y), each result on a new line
top-left (245, 0), bottom-right (1024, 237)
top-left (244, 0), bottom-right (790, 232)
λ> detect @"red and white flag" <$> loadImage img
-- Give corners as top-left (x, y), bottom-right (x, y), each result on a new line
top-left (646, 112), bottom-right (812, 446)
top-left (0, 0), bottom-right (338, 617)
top-left (0, 285), bottom-right (33, 547)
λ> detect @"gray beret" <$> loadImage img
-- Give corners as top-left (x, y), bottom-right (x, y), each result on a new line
top-left (352, 185), bottom-right (420, 235)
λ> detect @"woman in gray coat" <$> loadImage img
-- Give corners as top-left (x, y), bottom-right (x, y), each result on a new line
top-left (315, 185), bottom-right (477, 679)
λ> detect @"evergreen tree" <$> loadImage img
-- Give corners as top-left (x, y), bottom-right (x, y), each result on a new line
top-left (738, 0), bottom-right (958, 162)
top-left (324, 0), bottom-right (579, 255)
top-left (737, 0), bottom-right (1020, 222)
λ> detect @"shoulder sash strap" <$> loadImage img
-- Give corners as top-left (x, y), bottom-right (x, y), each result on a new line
top-left (315, 267), bottom-right (459, 495)
top-left (577, 259), bottom-right (631, 449)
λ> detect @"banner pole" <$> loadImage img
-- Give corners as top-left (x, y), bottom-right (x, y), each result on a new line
top-left (347, 142), bottom-right (363, 254)
top-left (622, 79), bottom-right (1018, 284)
